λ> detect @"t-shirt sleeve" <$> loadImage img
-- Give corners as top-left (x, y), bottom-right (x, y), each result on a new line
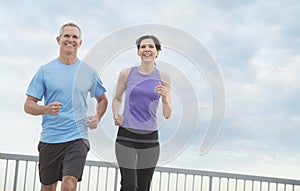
top-left (90, 71), bottom-right (106, 98)
top-left (26, 66), bottom-right (45, 100)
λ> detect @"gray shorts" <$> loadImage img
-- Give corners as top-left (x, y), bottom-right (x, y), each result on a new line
top-left (38, 139), bottom-right (90, 185)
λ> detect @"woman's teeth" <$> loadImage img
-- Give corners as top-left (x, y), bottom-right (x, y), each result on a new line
top-left (143, 52), bottom-right (151, 56)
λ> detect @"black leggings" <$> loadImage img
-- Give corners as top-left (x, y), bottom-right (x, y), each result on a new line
top-left (115, 139), bottom-right (160, 191)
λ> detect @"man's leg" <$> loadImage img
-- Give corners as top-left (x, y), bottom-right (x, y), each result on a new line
top-left (62, 139), bottom-right (89, 190)
top-left (38, 142), bottom-right (63, 191)
top-left (61, 175), bottom-right (78, 191)
top-left (40, 182), bottom-right (58, 191)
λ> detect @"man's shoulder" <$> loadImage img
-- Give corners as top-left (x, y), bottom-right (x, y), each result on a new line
top-left (42, 58), bottom-right (59, 68)
top-left (79, 60), bottom-right (96, 72)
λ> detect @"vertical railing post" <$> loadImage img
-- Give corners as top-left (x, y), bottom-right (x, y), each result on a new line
top-left (3, 160), bottom-right (9, 191)
top-left (13, 160), bottom-right (19, 191)
top-left (208, 176), bottom-right (213, 191)
top-left (114, 168), bottom-right (119, 191)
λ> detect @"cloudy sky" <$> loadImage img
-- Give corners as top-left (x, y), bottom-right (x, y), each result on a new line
top-left (0, 0), bottom-right (299, 180)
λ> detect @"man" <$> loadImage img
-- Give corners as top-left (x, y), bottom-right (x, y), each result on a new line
top-left (24, 22), bottom-right (108, 191)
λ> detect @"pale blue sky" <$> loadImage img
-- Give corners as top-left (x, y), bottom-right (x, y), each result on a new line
top-left (0, 0), bottom-right (299, 180)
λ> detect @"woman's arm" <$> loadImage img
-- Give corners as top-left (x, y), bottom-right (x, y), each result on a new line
top-left (157, 71), bottom-right (172, 119)
top-left (112, 68), bottom-right (131, 126)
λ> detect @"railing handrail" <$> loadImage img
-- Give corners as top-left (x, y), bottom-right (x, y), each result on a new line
top-left (155, 166), bottom-right (300, 185)
top-left (1, 152), bottom-right (300, 191)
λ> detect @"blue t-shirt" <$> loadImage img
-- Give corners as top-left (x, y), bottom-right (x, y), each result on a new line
top-left (26, 58), bottom-right (106, 143)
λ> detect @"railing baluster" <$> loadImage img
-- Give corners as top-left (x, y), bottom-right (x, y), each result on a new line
top-left (227, 178), bottom-right (229, 191)
top-left (13, 160), bottom-right (19, 191)
top-left (96, 166), bottom-right (100, 191)
top-left (166, 172), bottom-right (170, 191)
top-left (208, 176), bottom-right (213, 191)
top-left (3, 160), bottom-right (8, 191)
top-left (87, 165), bottom-right (92, 191)
top-left (105, 167), bottom-right (109, 191)
top-left (192, 175), bottom-right (195, 191)
top-left (33, 161), bottom-right (37, 191)
top-left (23, 161), bottom-right (28, 191)
top-left (184, 174), bottom-right (187, 191)
top-left (114, 168), bottom-right (118, 191)
top-left (235, 178), bottom-right (237, 191)
top-left (200, 175), bottom-right (203, 191)
top-left (159, 172), bottom-right (162, 191)
top-left (260, 181), bottom-right (262, 191)
top-left (175, 173), bottom-right (178, 191)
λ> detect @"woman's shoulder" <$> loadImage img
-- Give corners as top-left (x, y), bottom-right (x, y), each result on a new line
top-left (120, 67), bottom-right (133, 76)
top-left (118, 67), bottom-right (135, 82)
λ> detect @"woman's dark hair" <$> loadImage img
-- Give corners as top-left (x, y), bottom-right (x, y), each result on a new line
top-left (135, 35), bottom-right (161, 51)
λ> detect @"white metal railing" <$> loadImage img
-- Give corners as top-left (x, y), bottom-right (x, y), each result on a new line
top-left (1, 152), bottom-right (300, 191)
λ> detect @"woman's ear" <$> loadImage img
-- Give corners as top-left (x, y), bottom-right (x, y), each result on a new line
top-left (155, 51), bottom-right (160, 58)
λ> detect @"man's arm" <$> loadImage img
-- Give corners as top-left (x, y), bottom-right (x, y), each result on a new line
top-left (86, 93), bottom-right (108, 130)
top-left (95, 93), bottom-right (108, 121)
top-left (24, 95), bottom-right (62, 115)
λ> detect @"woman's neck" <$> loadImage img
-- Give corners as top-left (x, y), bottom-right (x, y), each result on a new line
top-left (138, 62), bottom-right (155, 75)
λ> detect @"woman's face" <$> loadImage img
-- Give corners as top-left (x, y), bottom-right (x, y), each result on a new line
top-left (137, 38), bottom-right (159, 62)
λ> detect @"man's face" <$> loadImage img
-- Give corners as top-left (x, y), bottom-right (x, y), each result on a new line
top-left (57, 26), bottom-right (82, 55)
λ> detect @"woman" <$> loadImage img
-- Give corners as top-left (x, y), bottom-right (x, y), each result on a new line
top-left (112, 35), bottom-right (172, 191)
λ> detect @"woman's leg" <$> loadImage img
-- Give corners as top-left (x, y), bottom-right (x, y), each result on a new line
top-left (136, 143), bottom-right (160, 191)
top-left (115, 140), bottom-right (138, 191)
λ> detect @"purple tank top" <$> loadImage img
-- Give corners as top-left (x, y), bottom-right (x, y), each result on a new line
top-left (122, 67), bottom-right (161, 131)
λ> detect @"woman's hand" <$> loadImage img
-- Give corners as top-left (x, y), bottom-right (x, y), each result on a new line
top-left (114, 114), bottom-right (124, 126)
top-left (155, 82), bottom-right (168, 98)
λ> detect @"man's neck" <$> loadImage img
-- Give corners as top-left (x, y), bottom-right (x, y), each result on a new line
top-left (59, 54), bottom-right (78, 65)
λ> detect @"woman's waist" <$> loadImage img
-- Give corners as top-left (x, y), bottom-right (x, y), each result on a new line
top-left (116, 126), bottom-right (159, 143)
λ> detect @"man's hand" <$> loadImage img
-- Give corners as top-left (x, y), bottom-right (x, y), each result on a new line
top-left (86, 115), bottom-right (99, 130)
top-left (46, 102), bottom-right (63, 115)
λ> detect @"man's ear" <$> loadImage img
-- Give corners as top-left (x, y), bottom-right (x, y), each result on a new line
top-left (56, 36), bottom-right (60, 45)
top-left (79, 40), bottom-right (83, 47)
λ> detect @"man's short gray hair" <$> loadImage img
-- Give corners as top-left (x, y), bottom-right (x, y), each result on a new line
top-left (58, 22), bottom-right (82, 38)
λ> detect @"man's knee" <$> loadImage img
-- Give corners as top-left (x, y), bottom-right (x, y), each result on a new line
top-left (61, 175), bottom-right (78, 191)
top-left (41, 182), bottom-right (58, 191)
